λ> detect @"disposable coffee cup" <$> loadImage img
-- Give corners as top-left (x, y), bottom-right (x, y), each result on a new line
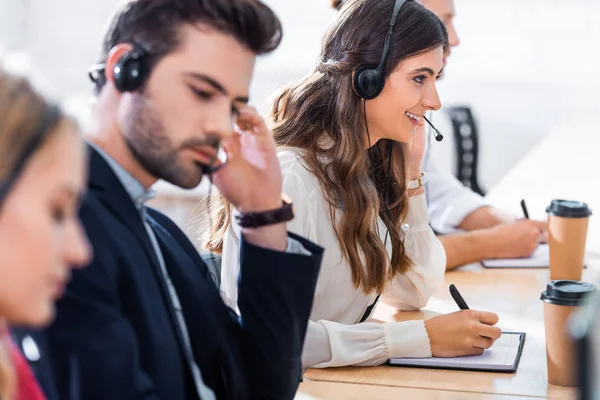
top-left (546, 200), bottom-right (592, 281)
top-left (541, 280), bottom-right (597, 386)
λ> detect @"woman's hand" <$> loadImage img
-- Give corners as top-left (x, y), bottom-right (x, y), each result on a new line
top-left (424, 309), bottom-right (502, 357)
top-left (406, 119), bottom-right (426, 180)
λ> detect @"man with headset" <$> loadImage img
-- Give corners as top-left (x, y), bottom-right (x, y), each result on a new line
top-left (44, 1), bottom-right (323, 399)
top-left (332, 0), bottom-right (547, 270)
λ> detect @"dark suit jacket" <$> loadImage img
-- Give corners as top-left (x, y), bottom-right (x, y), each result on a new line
top-left (10, 327), bottom-right (79, 400)
top-left (45, 147), bottom-right (323, 400)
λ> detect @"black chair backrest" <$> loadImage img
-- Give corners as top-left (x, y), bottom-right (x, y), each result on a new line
top-left (446, 106), bottom-right (486, 196)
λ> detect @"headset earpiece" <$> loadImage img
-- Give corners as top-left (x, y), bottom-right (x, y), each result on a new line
top-left (113, 46), bottom-right (149, 92)
top-left (353, 64), bottom-right (384, 100)
top-left (352, 0), bottom-right (407, 101)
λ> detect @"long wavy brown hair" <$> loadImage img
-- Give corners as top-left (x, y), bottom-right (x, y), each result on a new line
top-left (205, 0), bottom-right (448, 294)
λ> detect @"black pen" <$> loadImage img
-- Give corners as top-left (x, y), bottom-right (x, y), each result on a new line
top-left (449, 284), bottom-right (470, 310)
top-left (520, 199), bottom-right (530, 219)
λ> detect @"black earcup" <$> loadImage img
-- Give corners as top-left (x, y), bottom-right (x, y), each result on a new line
top-left (113, 47), bottom-right (149, 92)
top-left (353, 64), bottom-right (384, 100)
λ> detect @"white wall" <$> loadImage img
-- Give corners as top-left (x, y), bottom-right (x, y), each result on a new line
top-left (1, 0), bottom-right (598, 189)
top-left (257, 0), bottom-right (600, 188)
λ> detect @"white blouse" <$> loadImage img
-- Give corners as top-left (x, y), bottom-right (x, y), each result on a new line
top-left (220, 147), bottom-right (446, 369)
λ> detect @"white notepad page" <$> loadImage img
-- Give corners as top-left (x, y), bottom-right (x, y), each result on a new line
top-left (481, 244), bottom-right (550, 268)
top-left (389, 332), bottom-right (523, 371)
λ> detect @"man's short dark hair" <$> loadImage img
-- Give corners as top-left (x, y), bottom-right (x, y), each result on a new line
top-left (95, 0), bottom-right (282, 90)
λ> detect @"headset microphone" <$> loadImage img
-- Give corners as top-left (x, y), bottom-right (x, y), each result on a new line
top-left (423, 115), bottom-right (443, 142)
top-left (200, 145), bottom-right (228, 175)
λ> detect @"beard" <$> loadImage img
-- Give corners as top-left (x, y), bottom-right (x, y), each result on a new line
top-left (122, 94), bottom-right (219, 189)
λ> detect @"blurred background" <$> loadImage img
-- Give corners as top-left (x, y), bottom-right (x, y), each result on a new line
top-left (1, 0), bottom-right (599, 235)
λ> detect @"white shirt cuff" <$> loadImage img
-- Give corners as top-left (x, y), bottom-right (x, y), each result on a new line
top-left (286, 237), bottom-right (312, 255)
top-left (403, 193), bottom-right (431, 232)
top-left (384, 320), bottom-right (432, 358)
top-left (430, 191), bottom-right (487, 234)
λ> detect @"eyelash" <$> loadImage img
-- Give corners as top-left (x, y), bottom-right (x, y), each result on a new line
top-left (52, 207), bottom-right (66, 223)
top-left (413, 75), bottom-right (443, 85)
top-left (189, 86), bottom-right (240, 117)
top-left (190, 87), bottom-right (213, 101)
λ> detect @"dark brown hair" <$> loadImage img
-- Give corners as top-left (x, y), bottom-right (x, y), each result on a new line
top-left (330, 0), bottom-right (344, 9)
top-left (95, 0), bottom-right (282, 90)
top-left (206, 0), bottom-right (448, 294)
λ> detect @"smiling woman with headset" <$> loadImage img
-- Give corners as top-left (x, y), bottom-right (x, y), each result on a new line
top-left (208, 0), bottom-right (502, 368)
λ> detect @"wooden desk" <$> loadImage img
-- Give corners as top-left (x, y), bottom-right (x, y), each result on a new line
top-left (304, 267), bottom-right (593, 399)
top-left (305, 122), bottom-right (599, 399)
top-left (296, 380), bottom-right (531, 400)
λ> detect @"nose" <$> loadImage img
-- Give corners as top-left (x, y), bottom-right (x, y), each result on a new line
top-left (448, 22), bottom-right (461, 48)
top-left (204, 100), bottom-right (236, 141)
top-left (423, 82), bottom-right (442, 111)
top-left (63, 219), bottom-right (93, 270)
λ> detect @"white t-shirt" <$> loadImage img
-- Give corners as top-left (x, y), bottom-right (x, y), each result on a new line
top-left (220, 147), bottom-right (446, 368)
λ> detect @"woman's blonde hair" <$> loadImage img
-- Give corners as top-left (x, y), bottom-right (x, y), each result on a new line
top-left (0, 68), bottom-right (66, 399)
top-left (204, 0), bottom-right (448, 294)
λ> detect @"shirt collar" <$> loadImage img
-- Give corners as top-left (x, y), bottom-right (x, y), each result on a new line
top-left (89, 143), bottom-right (155, 211)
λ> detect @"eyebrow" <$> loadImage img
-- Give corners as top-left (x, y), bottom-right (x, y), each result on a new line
top-left (410, 67), bottom-right (436, 76)
top-left (183, 72), bottom-right (250, 104)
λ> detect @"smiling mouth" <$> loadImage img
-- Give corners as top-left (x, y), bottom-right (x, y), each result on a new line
top-left (405, 111), bottom-right (422, 125)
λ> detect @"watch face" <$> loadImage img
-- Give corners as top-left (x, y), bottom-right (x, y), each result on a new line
top-left (407, 182), bottom-right (416, 190)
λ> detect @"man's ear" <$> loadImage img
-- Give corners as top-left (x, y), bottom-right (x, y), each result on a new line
top-left (103, 44), bottom-right (135, 85)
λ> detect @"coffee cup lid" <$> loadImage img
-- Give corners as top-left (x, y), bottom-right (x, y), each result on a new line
top-left (546, 199), bottom-right (592, 218)
top-left (541, 280), bottom-right (597, 306)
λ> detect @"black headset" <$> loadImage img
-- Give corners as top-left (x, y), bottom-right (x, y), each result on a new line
top-left (88, 44), bottom-right (150, 92)
top-left (355, 0), bottom-right (410, 322)
top-left (353, 0), bottom-right (408, 100)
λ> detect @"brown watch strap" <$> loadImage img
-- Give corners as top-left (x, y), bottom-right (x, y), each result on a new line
top-left (235, 198), bottom-right (294, 228)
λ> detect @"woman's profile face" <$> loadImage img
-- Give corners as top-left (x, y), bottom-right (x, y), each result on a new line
top-left (0, 120), bottom-right (92, 326)
top-left (365, 45), bottom-right (444, 145)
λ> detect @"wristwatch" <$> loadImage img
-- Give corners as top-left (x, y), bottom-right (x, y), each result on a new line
top-left (407, 172), bottom-right (427, 190)
top-left (235, 194), bottom-right (294, 228)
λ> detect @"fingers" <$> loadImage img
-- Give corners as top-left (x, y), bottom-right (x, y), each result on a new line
top-left (478, 323), bottom-right (502, 341)
top-left (516, 220), bottom-right (543, 250)
top-left (472, 336), bottom-right (494, 350)
top-left (474, 310), bottom-right (500, 326)
top-left (531, 220), bottom-right (548, 233)
top-left (219, 132), bottom-right (242, 163)
top-left (522, 219), bottom-right (546, 235)
top-left (467, 347), bottom-right (486, 356)
top-left (236, 106), bottom-right (270, 137)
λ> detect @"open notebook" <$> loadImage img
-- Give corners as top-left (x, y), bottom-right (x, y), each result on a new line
top-left (389, 332), bottom-right (526, 372)
top-left (481, 244), bottom-right (550, 268)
